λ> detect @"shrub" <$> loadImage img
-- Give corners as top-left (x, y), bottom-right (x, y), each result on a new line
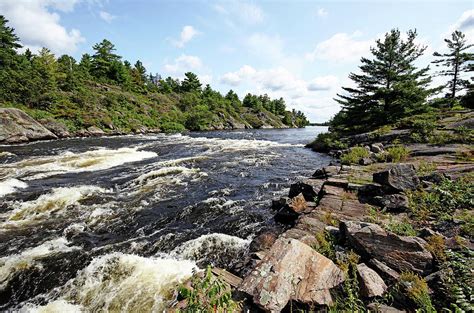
top-left (308, 132), bottom-right (347, 152)
top-left (442, 249), bottom-right (474, 312)
top-left (408, 119), bottom-right (437, 143)
top-left (416, 160), bottom-right (436, 176)
top-left (340, 146), bottom-right (370, 165)
top-left (425, 235), bottom-right (446, 261)
top-left (385, 219), bottom-right (418, 236)
top-left (386, 145), bottom-right (410, 162)
top-left (177, 266), bottom-right (239, 312)
top-left (313, 230), bottom-right (337, 260)
top-left (160, 121), bottom-right (186, 133)
top-left (399, 272), bottom-right (435, 312)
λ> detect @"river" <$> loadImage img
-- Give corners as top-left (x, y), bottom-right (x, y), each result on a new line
top-left (0, 126), bottom-right (330, 312)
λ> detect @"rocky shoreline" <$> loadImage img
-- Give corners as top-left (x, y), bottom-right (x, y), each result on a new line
top-left (174, 137), bottom-right (473, 311)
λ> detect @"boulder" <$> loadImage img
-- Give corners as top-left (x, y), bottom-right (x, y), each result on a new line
top-left (341, 221), bottom-right (433, 275)
top-left (289, 179), bottom-right (324, 201)
top-left (368, 259), bottom-right (400, 283)
top-left (274, 193), bottom-right (308, 225)
top-left (375, 194), bottom-right (409, 212)
top-left (356, 263), bottom-right (388, 298)
top-left (312, 166), bottom-right (340, 179)
top-left (249, 231), bottom-right (279, 252)
top-left (87, 126), bottom-right (105, 136)
top-left (373, 164), bottom-right (420, 193)
top-left (0, 108), bottom-right (57, 144)
top-left (370, 143), bottom-right (384, 153)
top-left (360, 157), bottom-right (374, 166)
top-left (39, 118), bottom-right (71, 138)
top-left (239, 238), bottom-right (345, 311)
top-left (367, 303), bottom-right (406, 313)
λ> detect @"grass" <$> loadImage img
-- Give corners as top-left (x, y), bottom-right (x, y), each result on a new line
top-left (312, 230), bottom-right (337, 260)
top-left (425, 235), bottom-right (446, 262)
top-left (340, 146), bottom-right (370, 165)
top-left (399, 272), bottom-right (436, 312)
top-left (416, 160), bottom-right (437, 176)
top-left (385, 219), bottom-right (418, 236)
top-left (386, 145), bottom-right (410, 162)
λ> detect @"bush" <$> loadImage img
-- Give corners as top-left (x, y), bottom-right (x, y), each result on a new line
top-left (385, 219), bottom-right (418, 236)
top-left (308, 132), bottom-right (347, 152)
top-left (399, 272), bottom-right (435, 312)
top-left (408, 119), bottom-right (437, 143)
top-left (340, 146), bottom-right (369, 165)
top-left (386, 145), bottom-right (410, 162)
top-left (312, 230), bottom-right (337, 260)
top-left (160, 121), bottom-right (186, 133)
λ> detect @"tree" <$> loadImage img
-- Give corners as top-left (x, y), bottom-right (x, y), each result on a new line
top-left (57, 54), bottom-right (78, 91)
top-left (432, 30), bottom-right (473, 102)
top-left (91, 39), bottom-right (121, 80)
top-left (181, 72), bottom-right (201, 93)
top-left (0, 15), bottom-right (21, 68)
top-left (243, 93), bottom-right (263, 111)
top-left (334, 29), bottom-right (434, 133)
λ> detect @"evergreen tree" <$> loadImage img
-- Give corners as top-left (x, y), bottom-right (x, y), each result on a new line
top-left (432, 30), bottom-right (473, 102)
top-left (334, 29), bottom-right (434, 133)
top-left (181, 72), bottom-right (201, 93)
top-left (91, 39), bottom-right (121, 81)
top-left (0, 15), bottom-right (21, 68)
top-left (57, 54), bottom-right (77, 91)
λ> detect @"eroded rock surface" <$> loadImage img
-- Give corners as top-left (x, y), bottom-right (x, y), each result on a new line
top-left (0, 108), bottom-right (57, 143)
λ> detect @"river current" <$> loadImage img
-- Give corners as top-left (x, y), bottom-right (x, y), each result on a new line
top-left (0, 126), bottom-right (329, 312)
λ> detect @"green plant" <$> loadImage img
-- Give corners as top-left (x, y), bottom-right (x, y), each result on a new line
top-left (309, 132), bottom-right (348, 152)
top-left (313, 230), bottom-right (337, 261)
top-left (340, 146), bottom-right (370, 165)
top-left (399, 272), bottom-right (436, 312)
top-left (386, 145), bottom-right (410, 162)
top-left (385, 219), bottom-right (418, 236)
top-left (454, 210), bottom-right (474, 238)
top-left (177, 266), bottom-right (239, 312)
top-left (408, 119), bottom-right (437, 143)
top-left (425, 235), bottom-right (446, 261)
top-left (416, 160), bottom-right (437, 176)
top-left (428, 131), bottom-right (456, 145)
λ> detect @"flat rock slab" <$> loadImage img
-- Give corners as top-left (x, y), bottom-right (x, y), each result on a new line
top-left (239, 238), bottom-right (344, 312)
top-left (341, 221), bottom-right (433, 275)
top-left (0, 108), bottom-right (57, 143)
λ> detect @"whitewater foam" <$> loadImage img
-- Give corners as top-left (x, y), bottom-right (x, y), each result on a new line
top-left (0, 178), bottom-right (28, 197)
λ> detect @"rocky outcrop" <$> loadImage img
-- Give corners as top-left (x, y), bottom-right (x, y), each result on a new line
top-left (0, 108), bottom-right (57, 144)
top-left (356, 263), bottom-right (387, 298)
top-left (288, 178), bottom-right (325, 201)
top-left (39, 118), bottom-right (71, 138)
top-left (374, 194), bottom-right (409, 212)
top-left (373, 164), bottom-right (420, 193)
top-left (87, 126), bottom-right (105, 136)
top-left (341, 221), bottom-right (433, 275)
top-left (239, 238), bottom-right (344, 312)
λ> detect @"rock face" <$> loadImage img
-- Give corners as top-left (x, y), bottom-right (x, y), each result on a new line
top-left (39, 118), bottom-right (71, 138)
top-left (274, 193), bottom-right (308, 225)
top-left (288, 179), bottom-right (324, 201)
top-left (239, 238), bottom-right (344, 312)
top-left (87, 126), bottom-right (105, 136)
top-left (373, 164), bottom-right (420, 192)
top-left (375, 194), bottom-right (409, 212)
top-left (341, 221), bottom-right (433, 275)
top-left (0, 108), bottom-right (57, 143)
top-left (356, 263), bottom-right (388, 297)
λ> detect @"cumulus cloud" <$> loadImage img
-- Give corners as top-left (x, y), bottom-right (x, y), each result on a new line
top-left (306, 31), bottom-right (372, 63)
top-left (0, 0), bottom-right (85, 55)
top-left (172, 25), bottom-right (200, 48)
top-left (99, 11), bottom-right (116, 23)
top-left (213, 1), bottom-right (264, 26)
top-left (163, 54), bottom-right (203, 74)
top-left (317, 8), bottom-right (328, 18)
top-left (446, 10), bottom-right (474, 43)
top-left (307, 76), bottom-right (339, 91)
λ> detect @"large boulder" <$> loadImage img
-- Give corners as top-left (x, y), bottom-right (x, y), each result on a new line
top-left (289, 179), bottom-right (324, 201)
top-left (373, 164), bottom-right (420, 193)
top-left (356, 263), bottom-right (387, 298)
top-left (374, 194), bottom-right (409, 212)
top-left (341, 221), bottom-right (433, 275)
top-left (0, 108), bottom-right (57, 144)
top-left (87, 126), bottom-right (105, 136)
top-left (39, 118), bottom-right (71, 138)
top-left (239, 238), bottom-right (344, 312)
top-left (274, 193), bottom-right (308, 225)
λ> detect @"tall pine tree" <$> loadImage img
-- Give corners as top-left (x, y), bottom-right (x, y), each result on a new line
top-left (432, 30), bottom-right (473, 103)
top-left (334, 29), bottom-right (434, 133)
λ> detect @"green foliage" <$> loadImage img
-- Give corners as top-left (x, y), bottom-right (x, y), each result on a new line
top-left (416, 160), bottom-right (437, 176)
top-left (340, 146), bottom-right (370, 165)
top-left (385, 219), bottom-right (418, 236)
top-left (309, 132), bottom-right (348, 152)
top-left (442, 249), bottom-right (474, 312)
top-left (409, 119), bottom-right (437, 143)
top-left (399, 272), bottom-right (435, 312)
top-left (407, 174), bottom-right (474, 221)
top-left (312, 230), bottom-right (337, 261)
top-left (177, 266), bottom-right (239, 312)
top-left (386, 145), bottom-right (410, 162)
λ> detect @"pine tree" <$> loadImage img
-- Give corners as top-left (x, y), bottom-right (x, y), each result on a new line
top-left (181, 72), bottom-right (201, 93)
top-left (334, 29), bottom-right (434, 133)
top-left (432, 30), bottom-right (473, 103)
top-left (91, 39), bottom-right (121, 80)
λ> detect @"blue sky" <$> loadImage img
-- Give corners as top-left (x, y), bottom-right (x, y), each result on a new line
top-left (1, 1), bottom-right (473, 122)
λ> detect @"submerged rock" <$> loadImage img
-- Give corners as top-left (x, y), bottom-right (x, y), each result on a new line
top-left (373, 164), bottom-right (420, 192)
top-left (341, 221), bottom-right (433, 275)
top-left (0, 108), bottom-right (57, 144)
top-left (239, 238), bottom-right (344, 312)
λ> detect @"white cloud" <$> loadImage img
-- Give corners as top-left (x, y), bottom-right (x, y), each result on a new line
top-left (0, 0), bottom-right (85, 55)
top-left (163, 55), bottom-right (203, 74)
top-left (446, 10), bottom-right (474, 43)
top-left (172, 25), bottom-right (200, 48)
top-left (307, 76), bottom-right (339, 91)
top-left (306, 31), bottom-right (372, 63)
top-left (213, 1), bottom-right (264, 26)
top-left (317, 8), bottom-right (328, 18)
top-left (99, 10), bottom-right (116, 23)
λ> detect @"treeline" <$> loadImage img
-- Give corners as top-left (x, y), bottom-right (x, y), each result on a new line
top-left (0, 16), bottom-right (309, 133)
top-left (331, 29), bottom-right (473, 134)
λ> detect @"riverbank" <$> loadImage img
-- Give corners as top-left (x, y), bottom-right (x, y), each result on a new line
top-left (172, 112), bottom-right (473, 311)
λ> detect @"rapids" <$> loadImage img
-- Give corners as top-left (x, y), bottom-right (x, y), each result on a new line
top-left (0, 127), bottom-right (330, 311)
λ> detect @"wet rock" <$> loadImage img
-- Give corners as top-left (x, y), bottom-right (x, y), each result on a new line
top-left (39, 119), bottom-right (71, 138)
top-left (249, 231), bottom-right (278, 252)
top-left (368, 259), bottom-right (400, 283)
top-left (367, 303), bottom-right (406, 312)
top-left (341, 221), bottom-right (433, 275)
top-left (239, 238), bottom-right (345, 311)
top-left (370, 143), bottom-right (384, 153)
top-left (373, 164), bottom-right (420, 193)
top-left (0, 108), bottom-right (57, 143)
top-left (289, 179), bottom-right (324, 201)
top-left (312, 168), bottom-right (326, 179)
top-left (375, 194), bottom-right (409, 212)
top-left (357, 263), bottom-right (388, 297)
top-left (87, 126), bottom-right (105, 136)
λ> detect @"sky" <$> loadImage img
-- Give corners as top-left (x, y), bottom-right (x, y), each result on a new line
top-left (1, 0), bottom-right (473, 122)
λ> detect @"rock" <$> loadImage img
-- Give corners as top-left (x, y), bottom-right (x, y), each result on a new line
top-left (409, 144), bottom-right (461, 156)
top-left (373, 164), bottom-right (420, 193)
top-left (341, 221), bottom-right (433, 275)
top-left (368, 259), bottom-right (400, 283)
top-left (448, 117), bottom-right (474, 129)
top-left (39, 119), bottom-right (71, 138)
top-left (375, 194), bottom-right (409, 212)
top-left (370, 143), bottom-right (384, 153)
top-left (0, 108), bottom-right (57, 144)
top-left (249, 231), bottom-right (279, 252)
top-left (360, 157), bottom-right (374, 165)
top-left (87, 126), bottom-right (105, 136)
top-left (274, 193), bottom-right (308, 225)
top-left (239, 238), bottom-right (345, 311)
top-left (367, 303), bottom-right (406, 312)
top-left (356, 263), bottom-right (388, 297)
top-left (312, 168), bottom-right (326, 179)
top-left (322, 184), bottom-right (346, 197)
top-left (289, 179), bottom-right (324, 201)
top-left (326, 177), bottom-right (349, 188)
top-left (75, 129), bottom-right (90, 137)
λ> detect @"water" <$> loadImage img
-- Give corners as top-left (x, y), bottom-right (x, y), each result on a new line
top-left (0, 126), bottom-right (330, 311)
